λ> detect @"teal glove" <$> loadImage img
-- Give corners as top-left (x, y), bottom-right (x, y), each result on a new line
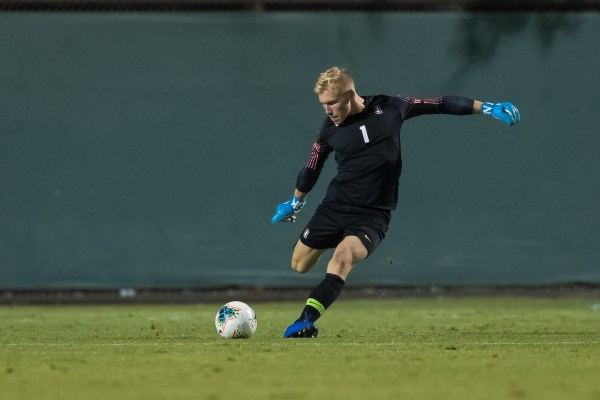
top-left (271, 196), bottom-right (306, 224)
top-left (482, 102), bottom-right (520, 126)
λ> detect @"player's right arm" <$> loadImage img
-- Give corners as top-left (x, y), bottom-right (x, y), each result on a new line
top-left (295, 132), bottom-right (332, 195)
top-left (271, 131), bottom-right (332, 224)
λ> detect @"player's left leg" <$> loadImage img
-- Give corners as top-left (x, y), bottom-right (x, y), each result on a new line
top-left (283, 236), bottom-right (368, 338)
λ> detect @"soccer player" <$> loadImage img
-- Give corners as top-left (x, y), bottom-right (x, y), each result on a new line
top-left (272, 66), bottom-right (520, 338)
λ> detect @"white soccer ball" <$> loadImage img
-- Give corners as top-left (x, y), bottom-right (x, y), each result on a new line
top-left (215, 301), bottom-right (257, 339)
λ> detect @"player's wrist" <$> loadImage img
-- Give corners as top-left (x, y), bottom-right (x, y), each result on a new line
top-left (293, 190), bottom-right (308, 202)
top-left (481, 102), bottom-right (494, 115)
top-left (290, 196), bottom-right (306, 212)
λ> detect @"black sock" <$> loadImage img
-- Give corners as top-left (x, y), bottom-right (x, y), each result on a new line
top-left (296, 273), bottom-right (345, 323)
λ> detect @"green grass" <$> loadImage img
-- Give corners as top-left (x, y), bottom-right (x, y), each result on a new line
top-left (1, 297), bottom-right (599, 400)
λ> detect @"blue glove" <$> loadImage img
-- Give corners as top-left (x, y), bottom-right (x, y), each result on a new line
top-left (481, 102), bottom-right (520, 126)
top-left (271, 196), bottom-right (306, 224)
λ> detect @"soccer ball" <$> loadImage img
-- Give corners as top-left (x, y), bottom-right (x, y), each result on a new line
top-left (215, 301), bottom-right (257, 339)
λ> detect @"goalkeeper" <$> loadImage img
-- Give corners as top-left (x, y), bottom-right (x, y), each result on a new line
top-left (272, 66), bottom-right (520, 338)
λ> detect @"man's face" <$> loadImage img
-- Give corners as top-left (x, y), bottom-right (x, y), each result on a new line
top-left (318, 89), bottom-right (351, 126)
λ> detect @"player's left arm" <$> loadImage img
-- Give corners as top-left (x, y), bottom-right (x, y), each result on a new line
top-left (402, 96), bottom-right (520, 126)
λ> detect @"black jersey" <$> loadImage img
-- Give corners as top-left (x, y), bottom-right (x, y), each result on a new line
top-left (296, 95), bottom-right (474, 210)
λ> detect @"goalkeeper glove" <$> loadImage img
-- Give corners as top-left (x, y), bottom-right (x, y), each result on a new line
top-left (481, 102), bottom-right (520, 126)
top-left (271, 196), bottom-right (306, 224)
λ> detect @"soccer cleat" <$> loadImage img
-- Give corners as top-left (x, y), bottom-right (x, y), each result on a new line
top-left (283, 320), bottom-right (318, 338)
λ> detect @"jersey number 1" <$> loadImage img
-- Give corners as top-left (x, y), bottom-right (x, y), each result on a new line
top-left (359, 125), bottom-right (370, 143)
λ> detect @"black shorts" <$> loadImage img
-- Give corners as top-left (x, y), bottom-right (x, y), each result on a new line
top-left (298, 202), bottom-right (391, 257)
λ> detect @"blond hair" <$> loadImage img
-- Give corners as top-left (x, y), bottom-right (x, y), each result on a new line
top-left (314, 66), bottom-right (353, 95)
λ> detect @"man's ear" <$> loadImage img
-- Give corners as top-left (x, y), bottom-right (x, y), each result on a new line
top-left (344, 89), bottom-right (355, 102)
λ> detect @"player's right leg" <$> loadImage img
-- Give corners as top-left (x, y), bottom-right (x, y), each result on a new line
top-left (284, 204), bottom-right (343, 338)
top-left (291, 239), bottom-right (326, 274)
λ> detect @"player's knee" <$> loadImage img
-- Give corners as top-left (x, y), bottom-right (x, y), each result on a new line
top-left (291, 257), bottom-right (312, 274)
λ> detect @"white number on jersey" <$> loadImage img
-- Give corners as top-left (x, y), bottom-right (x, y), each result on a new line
top-left (359, 125), bottom-right (370, 143)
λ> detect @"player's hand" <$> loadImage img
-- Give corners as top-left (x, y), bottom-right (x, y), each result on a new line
top-left (271, 196), bottom-right (306, 224)
top-left (482, 102), bottom-right (520, 126)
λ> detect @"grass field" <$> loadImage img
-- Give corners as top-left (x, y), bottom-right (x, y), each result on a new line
top-left (1, 297), bottom-right (599, 400)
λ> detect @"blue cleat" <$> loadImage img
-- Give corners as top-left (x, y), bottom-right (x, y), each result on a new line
top-left (283, 320), bottom-right (318, 338)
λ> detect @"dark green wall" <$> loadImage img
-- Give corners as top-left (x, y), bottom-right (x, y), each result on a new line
top-left (1, 12), bottom-right (599, 288)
